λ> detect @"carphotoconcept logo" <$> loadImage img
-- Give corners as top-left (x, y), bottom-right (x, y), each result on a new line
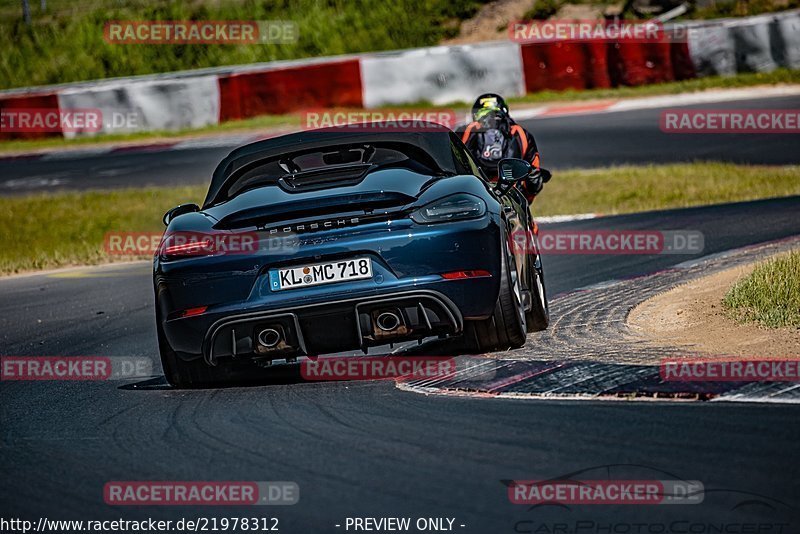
top-left (508, 479), bottom-right (704, 505)
top-left (507, 464), bottom-right (795, 533)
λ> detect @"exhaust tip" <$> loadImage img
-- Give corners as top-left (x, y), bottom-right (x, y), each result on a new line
top-left (376, 311), bottom-right (402, 332)
top-left (257, 328), bottom-right (282, 348)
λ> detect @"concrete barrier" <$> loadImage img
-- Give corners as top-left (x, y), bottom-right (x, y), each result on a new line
top-left (773, 11), bottom-right (800, 69)
top-left (687, 22), bottom-right (737, 76)
top-left (729, 15), bottom-right (778, 73)
top-left (361, 42), bottom-right (525, 107)
top-left (57, 76), bottom-right (220, 138)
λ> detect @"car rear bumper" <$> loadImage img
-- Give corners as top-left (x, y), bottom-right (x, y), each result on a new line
top-left (156, 216), bottom-right (504, 363)
top-left (203, 289), bottom-right (462, 365)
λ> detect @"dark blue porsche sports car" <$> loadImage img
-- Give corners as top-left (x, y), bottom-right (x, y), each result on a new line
top-left (154, 123), bottom-right (549, 387)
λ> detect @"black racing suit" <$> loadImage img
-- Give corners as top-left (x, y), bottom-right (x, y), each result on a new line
top-left (456, 119), bottom-right (543, 203)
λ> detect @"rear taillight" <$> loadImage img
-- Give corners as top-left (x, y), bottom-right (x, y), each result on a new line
top-left (159, 235), bottom-right (214, 258)
top-left (441, 270), bottom-right (492, 280)
top-left (181, 306), bottom-right (208, 318)
top-left (166, 306), bottom-right (208, 321)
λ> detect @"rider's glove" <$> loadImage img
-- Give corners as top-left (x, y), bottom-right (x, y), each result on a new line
top-left (525, 167), bottom-right (544, 197)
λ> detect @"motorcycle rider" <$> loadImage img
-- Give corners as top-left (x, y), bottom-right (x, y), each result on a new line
top-left (457, 93), bottom-right (549, 203)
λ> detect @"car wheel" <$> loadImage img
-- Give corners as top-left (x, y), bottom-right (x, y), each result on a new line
top-left (462, 227), bottom-right (527, 353)
top-left (526, 252), bottom-right (550, 332)
top-left (156, 316), bottom-right (217, 388)
top-left (157, 315), bottom-right (300, 388)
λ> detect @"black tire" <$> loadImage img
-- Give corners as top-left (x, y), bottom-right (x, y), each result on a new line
top-left (461, 228), bottom-right (527, 353)
top-left (157, 317), bottom-right (220, 388)
top-left (526, 252), bottom-right (550, 332)
top-left (156, 313), bottom-right (293, 388)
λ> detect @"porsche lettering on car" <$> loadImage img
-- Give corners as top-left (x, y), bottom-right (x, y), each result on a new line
top-left (154, 123), bottom-right (550, 388)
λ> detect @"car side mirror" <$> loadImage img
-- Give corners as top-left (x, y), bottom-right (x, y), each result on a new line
top-left (163, 203), bottom-right (199, 226)
top-left (496, 158), bottom-right (531, 194)
top-left (498, 158), bottom-right (531, 185)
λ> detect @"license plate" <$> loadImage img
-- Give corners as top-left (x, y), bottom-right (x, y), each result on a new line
top-left (270, 257), bottom-right (373, 291)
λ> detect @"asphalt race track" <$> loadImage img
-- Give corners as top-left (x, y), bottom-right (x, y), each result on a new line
top-left (1, 95), bottom-right (799, 194)
top-left (2, 195), bottom-right (800, 531)
top-left (1, 95), bottom-right (800, 532)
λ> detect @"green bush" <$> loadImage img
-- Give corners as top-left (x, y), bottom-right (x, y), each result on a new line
top-left (0, 0), bottom-right (481, 89)
top-left (522, 0), bottom-right (562, 20)
top-left (691, 0), bottom-right (800, 19)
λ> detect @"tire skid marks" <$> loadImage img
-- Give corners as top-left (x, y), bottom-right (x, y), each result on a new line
top-left (401, 235), bottom-right (800, 402)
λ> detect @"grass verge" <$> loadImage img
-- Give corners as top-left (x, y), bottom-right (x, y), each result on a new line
top-left (1, 162), bottom-right (799, 275)
top-left (2, 70), bottom-right (799, 155)
top-left (537, 162), bottom-right (800, 216)
top-left (722, 250), bottom-right (800, 328)
top-left (0, 186), bottom-right (204, 275)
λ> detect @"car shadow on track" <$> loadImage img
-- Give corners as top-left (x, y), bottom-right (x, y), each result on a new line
top-left (118, 338), bottom-right (474, 391)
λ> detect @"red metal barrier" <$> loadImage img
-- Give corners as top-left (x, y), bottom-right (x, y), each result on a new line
top-left (520, 29), bottom-right (696, 92)
top-left (670, 41), bottom-right (696, 80)
top-left (218, 59), bottom-right (363, 122)
top-left (521, 41), bottom-right (611, 92)
top-left (607, 39), bottom-right (675, 87)
top-left (522, 41), bottom-right (586, 92)
top-left (583, 41), bottom-right (612, 89)
top-left (0, 92), bottom-right (62, 140)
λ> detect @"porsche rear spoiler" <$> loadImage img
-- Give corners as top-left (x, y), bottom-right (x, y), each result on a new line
top-left (204, 124), bottom-right (466, 208)
top-left (213, 191), bottom-right (416, 230)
